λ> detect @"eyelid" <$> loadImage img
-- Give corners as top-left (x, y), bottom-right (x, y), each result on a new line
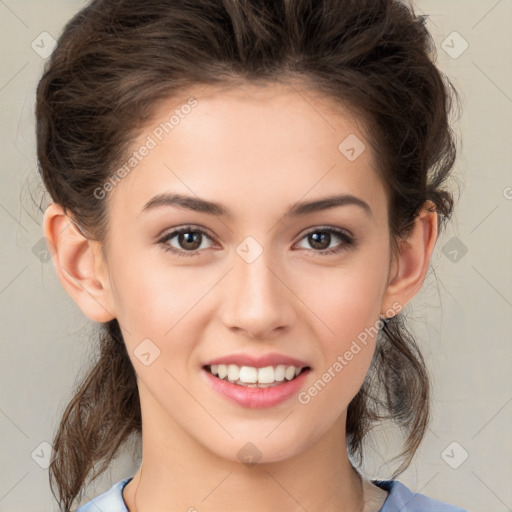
top-left (156, 223), bottom-right (216, 241)
top-left (296, 224), bottom-right (354, 241)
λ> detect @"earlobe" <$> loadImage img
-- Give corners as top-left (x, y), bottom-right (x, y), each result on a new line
top-left (43, 203), bottom-right (116, 323)
top-left (381, 200), bottom-right (438, 317)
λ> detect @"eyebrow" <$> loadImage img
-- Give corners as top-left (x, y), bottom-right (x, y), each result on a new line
top-left (141, 192), bottom-right (372, 219)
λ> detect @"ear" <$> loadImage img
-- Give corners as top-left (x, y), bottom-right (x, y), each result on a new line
top-left (380, 200), bottom-right (438, 318)
top-left (43, 202), bottom-right (116, 323)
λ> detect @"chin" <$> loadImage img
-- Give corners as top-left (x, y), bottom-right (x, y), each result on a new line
top-left (206, 431), bottom-right (309, 467)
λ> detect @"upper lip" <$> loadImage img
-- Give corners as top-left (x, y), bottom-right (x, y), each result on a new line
top-left (203, 353), bottom-right (310, 369)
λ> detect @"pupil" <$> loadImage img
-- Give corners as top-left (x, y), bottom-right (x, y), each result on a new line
top-left (180, 232), bottom-right (201, 250)
top-left (310, 232), bottom-right (329, 250)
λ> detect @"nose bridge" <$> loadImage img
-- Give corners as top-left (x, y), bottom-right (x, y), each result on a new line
top-left (220, 240), bottom-right (293, 339)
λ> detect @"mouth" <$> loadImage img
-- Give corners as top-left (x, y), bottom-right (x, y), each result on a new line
top-left (203, 363), bottom-right (311, 388)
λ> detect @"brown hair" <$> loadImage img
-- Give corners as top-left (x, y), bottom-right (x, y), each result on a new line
top-left (35, 0), bottom-right (461, 510)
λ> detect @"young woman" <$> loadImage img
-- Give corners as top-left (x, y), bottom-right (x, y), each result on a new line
top-left (37, 0), bottom-right (466, 511)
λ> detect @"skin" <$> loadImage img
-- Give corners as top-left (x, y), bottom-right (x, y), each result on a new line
top-left (44, 81), bottom-right (438, 512)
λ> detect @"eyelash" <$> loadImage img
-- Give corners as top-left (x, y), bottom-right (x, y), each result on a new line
top-left (157, 225), bottom-right (356, 258)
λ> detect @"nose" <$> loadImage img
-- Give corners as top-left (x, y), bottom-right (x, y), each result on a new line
top-left (219, 246), bottom-right (295, 340)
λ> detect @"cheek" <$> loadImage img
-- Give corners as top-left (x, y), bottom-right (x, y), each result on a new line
top-left (298, 309), bottom-right (380, 433)
top-left (110, 228), bottom-right (181, 308)
top-left (315, 301), bottom-right (379, 402)
top-left (296, 257), bottom-right (386, 347)
top-left (110, 262), bottom-right (228, 398)
top-left (329, 282), bottom-right (383, 351)
top-left (294, 258), bottom-right (386, 403)
top-left (109, 257), bottom-right (209, 350)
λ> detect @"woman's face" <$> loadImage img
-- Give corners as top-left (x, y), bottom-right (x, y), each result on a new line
top-left (99, 81), bottom-right (400, 463)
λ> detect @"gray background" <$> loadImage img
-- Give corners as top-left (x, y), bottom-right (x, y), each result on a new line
top-left (1, 1), bottom-right (511, 511)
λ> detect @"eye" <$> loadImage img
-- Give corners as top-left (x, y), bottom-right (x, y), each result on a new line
top-left (158, 225), bottom-right (356, 258)
top-left (294, 227), bottom-right (355, 255)
top-left (158, 226), bottom-right (215, 257)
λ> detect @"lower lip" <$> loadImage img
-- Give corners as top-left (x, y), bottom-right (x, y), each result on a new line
top-left (202, 368), bottom-right (310, 408)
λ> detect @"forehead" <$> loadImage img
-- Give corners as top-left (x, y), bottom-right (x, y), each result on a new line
top-left (107, 81), bottom-right (387, 223)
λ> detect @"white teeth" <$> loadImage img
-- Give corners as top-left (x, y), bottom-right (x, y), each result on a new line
top-left (239, 366), bottom-right (258, 383)
top-left (227, 364), bottom-right (240, 382)
top-left (274, 365), bottom-right (286, 381)
top-left (217, 364), bottom-right (228, 379)
top-left (284, 366), bottom-right (296, 380)
top-left (257, 366), bottom-right (275, 384)
top-left (207, 363), bottom-right (306, 386)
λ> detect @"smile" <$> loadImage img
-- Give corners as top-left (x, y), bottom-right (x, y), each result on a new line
top-left (205, 363), bottom-right (308, 388)
top-left (202, 364), bottom-right (311, 408)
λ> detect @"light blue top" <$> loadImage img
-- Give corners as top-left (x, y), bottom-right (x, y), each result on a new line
top-left (75, 477), bottom-right (469, 511)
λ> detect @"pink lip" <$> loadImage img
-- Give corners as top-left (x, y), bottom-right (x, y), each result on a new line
top-left (202, 367), bottom-right (311, 408)
top-left (202, 352), bottom-right (310, 369)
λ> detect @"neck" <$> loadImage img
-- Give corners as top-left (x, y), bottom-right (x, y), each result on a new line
top-left (124, 423), bottom-right (365, 512)
top-left (121, 379), bottom-right (387, 512)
